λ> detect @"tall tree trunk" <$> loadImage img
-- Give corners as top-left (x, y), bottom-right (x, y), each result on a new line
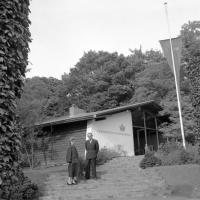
top-left (31, 144), bottom-right (34, 169)
top-left (23, 143), bottom-right (32, 169)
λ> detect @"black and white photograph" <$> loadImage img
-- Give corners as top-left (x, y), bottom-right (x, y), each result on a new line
top-left (0, 0), bottom-right (200, 199)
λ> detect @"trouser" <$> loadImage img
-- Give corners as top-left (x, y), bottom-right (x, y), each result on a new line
top-left (68, 162), bottom-right (78, 178)
top-left (85, 158), bottom-right (96, 179)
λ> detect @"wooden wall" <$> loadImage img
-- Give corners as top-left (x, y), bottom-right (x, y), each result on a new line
top-left (35, 121), bottom-right (87, 166)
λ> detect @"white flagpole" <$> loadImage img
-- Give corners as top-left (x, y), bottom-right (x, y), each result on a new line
top-left (164, 2), bottom-right (186, 149)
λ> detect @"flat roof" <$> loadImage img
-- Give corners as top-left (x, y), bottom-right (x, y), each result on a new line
top-left (36, 100), bottom-right (162, 127)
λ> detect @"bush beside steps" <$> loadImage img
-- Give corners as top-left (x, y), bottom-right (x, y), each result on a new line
top-left (139, 150), bottom-right (162, 169)
top-left (139, 142), bottom-right (200, 169)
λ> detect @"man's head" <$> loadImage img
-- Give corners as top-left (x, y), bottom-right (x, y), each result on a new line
top-left (69, 137), bottom-right (75, 145)
top-left (87, 132), bottom-right (93, 140)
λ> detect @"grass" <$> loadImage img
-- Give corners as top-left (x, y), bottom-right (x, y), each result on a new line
top-left (23, 159), bottom-right (200, 200)
top-left (23, 165), bottom-right (67, 198)
top-left (155, 164), bottom-right (200, 198)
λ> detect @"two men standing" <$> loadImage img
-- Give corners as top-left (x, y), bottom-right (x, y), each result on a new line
top-left (85, 132), bottom-right (99, 179)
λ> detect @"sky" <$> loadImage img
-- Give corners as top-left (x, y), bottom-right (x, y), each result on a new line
top-left (26, 0), bottom-right (200, 79)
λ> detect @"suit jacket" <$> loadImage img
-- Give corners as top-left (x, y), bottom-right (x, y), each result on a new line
top-left (66, 145), bottom-right (79, 163)
top-left (85, 139), bottom-right (99, 160)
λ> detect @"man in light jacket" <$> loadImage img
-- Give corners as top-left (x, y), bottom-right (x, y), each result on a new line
top-left (85, 132), bottom-right (99, 179)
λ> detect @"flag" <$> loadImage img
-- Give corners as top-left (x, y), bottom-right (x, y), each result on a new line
top-left (159, 37), bottom-right (182, 89)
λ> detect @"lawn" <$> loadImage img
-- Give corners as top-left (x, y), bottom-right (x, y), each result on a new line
top-left (23, 165), bottom-right (67, 197)
top-left (23, 162), bottom-right (200, 199)
top-left (154, 164), bottom-right (200, 198)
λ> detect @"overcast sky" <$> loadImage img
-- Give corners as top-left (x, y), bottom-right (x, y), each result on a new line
top-left (26, 0), bottom-right (200, 79)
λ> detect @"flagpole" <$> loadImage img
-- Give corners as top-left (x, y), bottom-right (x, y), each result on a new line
top-left (164, 2), bottom-right (186, 149)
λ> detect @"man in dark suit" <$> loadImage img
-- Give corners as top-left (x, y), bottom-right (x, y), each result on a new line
top-left (85, 132), bottom-right (99, 179)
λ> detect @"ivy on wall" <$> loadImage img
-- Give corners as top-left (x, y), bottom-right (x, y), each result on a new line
top-left (0, 0), bottom-right (37, 199)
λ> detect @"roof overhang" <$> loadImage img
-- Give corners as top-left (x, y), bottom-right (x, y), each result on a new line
top-left (36, 100), bottom-right (163, 128)
top-left (95, 101), bottom-right (162, 117)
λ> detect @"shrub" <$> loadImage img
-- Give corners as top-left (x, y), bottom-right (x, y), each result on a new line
top-left (0, 168), bottom-right (38, 200)
top-left (158, 150), bottom-right (183, 166)
top-left (139, 150), bottom-right (162, 169)
top-left (97, 147), bottom-right (121, 165)
top-left (180, 150), bottom-right (194, 164)
top-left (156, 142), bottom-right (200, 166)
top-left (185, 133), bottom-right (196, 145)
top-left (184, 143), bottom-right (200, 164)
top-left (157, 141), bottom-right (181, 155)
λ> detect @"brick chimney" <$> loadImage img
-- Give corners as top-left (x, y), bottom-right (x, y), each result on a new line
top-left (69, 104), bottom-right (86, 117)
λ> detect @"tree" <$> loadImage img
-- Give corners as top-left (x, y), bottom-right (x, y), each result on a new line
top-left (181, 21), bottom-right (200, 136)
top-left (159, 92), bottom-right (196, 140)
top-left (17, 76), bottom-right (64, 123)
top-left (20, 126), bottom-right (39, 169)
top-left (144, 49), bottom-right (166, 63)
top-left (61, 50), bottom-right (135, 111)
top-left (130, 62), bottom-right (174, 103)
top-left (0, 1), bottom-right (37, 199)
top-left (129, 56), bottom-right (196, 140)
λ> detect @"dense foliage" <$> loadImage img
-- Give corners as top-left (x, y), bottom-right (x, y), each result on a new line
top-left (2, 169), bottom-right (38, 200)
top-left (0, 0), bottom-right (38, 199)
top-left (139, 150), bottom-right (162, 169)
top-left (156, 141), bottom-right (200, 166)
top-left (181, 21), bottom-right (200, 136)
top-left (140, 142), bottom-right (200, 169)
top-left (62, 51), bottom-right (135, 111)
top-left (17, 77), bottom-right (63, 125)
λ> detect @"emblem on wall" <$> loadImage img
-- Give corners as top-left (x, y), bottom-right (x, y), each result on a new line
top-left (119, 124), bottom-right (125, 132)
